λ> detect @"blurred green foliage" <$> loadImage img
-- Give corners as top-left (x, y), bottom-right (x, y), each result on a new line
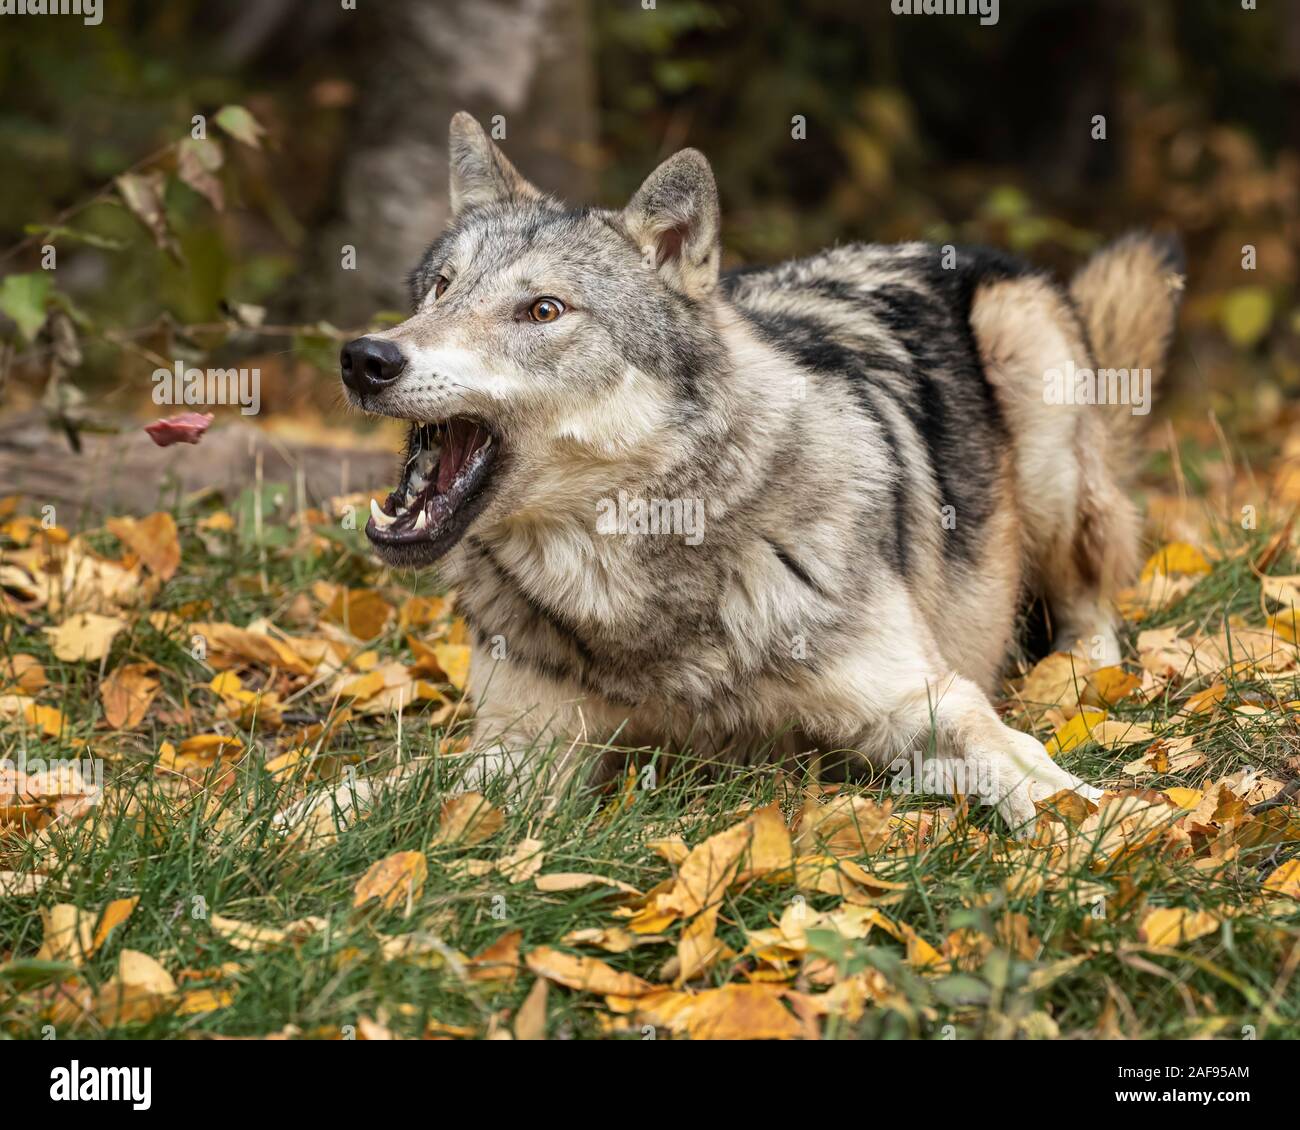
top-left (0, 0), bottom-right (1296, 423)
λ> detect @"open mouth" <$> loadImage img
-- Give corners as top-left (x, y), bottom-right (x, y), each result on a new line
top-left (365, 418), bottom-right (499, 563)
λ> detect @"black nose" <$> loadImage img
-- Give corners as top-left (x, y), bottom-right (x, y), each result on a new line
top-left (340, 337), bottom-right (406, 395)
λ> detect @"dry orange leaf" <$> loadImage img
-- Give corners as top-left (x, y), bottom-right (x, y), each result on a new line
top-left (1016, 651), bottom-right (1089, 715)
top-left (338, 670), bottom-right (386, 701)
top-left (1085, 665), bottom-right (1142, 707)
top-left (106, 512), bottom-right (181, 581)
top-left (642, 984), bottom-right (803, 1040)
top-left (352, 850), bottom-right (428, 911)
top-left (1044, 707), bottom-right (1109, 755)
top-left (1140, 542), bottom-right (1212, 582)
top-left (1, 654), bottom-right (47, 693)
top-left (399, 595), bottom-right (450, 631)
top-left (177, 733), bottom-right (245, 758)
top-left (208, 913), bottom-right (326, 952)
top-left (560, 927), bottom-right (647, 954)
top-left (513, 977), bottom-right (548, 1040)
top-left (1182, 683), bottom-right (1227, 715)
top-left (96, 949), bottom-right (177, 1024)
top-left (176, 986), bottom-right (236, 1015)
top-left (646, 836), bottom-right (690, 865)
top-left (323, 588), bottom-right (392, 641)
top-left (36, 904), bottom-right (94, 965)
top-left (737, 804), bottom-right (794, 881)
top-left (100, 663), bottom-right (159, 729)
top-left (432, 793), bottom-right (503, 846)
top-left (663, 817), bottom-right (752, 917)
top-left (468, 929), bottom-right (522, 983)
top-left (524, 945), bottom-right (654, 997)
top-left (793, 793), bottom-right (893, 856)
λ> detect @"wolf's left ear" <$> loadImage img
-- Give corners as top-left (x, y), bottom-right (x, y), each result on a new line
top-left (448, 111), bottom-right (541, 214)
top-left (621, 149), bottom-right (720, 299)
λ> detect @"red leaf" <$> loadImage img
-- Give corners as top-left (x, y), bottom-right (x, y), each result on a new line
top-left (145, 412), bottom-right (214, 447)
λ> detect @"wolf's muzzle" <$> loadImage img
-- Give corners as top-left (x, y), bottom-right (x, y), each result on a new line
top-left (340, 336), bottom-right (405, 396)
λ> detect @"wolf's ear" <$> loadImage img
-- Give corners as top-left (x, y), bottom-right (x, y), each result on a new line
top-left (621, 149), bottom-right (721, 299)
top-left (448, 112), bottom-right (541, 214)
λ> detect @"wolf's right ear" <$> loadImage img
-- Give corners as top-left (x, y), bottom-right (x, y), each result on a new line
top-left (448, 112), bottom-right (541, 215)
top-left (621, 149), bottom-right (721, 299)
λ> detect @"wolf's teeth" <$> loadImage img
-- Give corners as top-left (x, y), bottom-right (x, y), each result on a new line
top-left (370, 499), bottom-right (396, 528)
top-left (413, 509), bottom-right (429, 530)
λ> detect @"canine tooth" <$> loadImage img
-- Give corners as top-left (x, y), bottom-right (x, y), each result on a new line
top-left (370, 499), bottom-right (396, 528)
top-left (413, 509), bottom-right (429, 530)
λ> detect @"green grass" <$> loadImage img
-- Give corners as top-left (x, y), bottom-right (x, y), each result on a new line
top-left (1, 496), bottom-right (1298, 1040)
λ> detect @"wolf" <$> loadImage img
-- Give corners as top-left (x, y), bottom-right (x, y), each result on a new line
top-left (335, 112), bottom-right (1181, 833)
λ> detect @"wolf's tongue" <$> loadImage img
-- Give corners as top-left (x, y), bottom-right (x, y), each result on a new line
top-left (436, 421), bottom-right (479, 493)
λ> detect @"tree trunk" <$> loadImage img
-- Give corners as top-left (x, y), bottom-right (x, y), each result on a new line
top-left (306, 0), bottom-right (598, 326)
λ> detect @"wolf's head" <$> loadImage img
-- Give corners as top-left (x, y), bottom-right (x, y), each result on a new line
top-left (341, 112), bottom-right (724, 567)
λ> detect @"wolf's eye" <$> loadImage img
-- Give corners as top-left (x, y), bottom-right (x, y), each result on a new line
top-left (434, 275), bottom-right (450, 300)
top-left (527, 297), bottom-right (565, 323)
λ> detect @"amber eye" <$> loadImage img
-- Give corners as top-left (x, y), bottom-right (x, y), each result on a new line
top-left (434, 275), bottom-right (450, 299)
top-left (527, 297), bottom-right (565, 323)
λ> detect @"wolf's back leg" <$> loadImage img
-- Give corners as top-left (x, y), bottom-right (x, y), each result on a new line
top-left (795, 588), bottom-right (1100, 835)
top-left (968, 272), bottom-right (1135, 664)
top-left (804, 654), bottom-right (1100, 835)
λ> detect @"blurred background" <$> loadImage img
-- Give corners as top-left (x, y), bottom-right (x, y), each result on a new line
top-left (0, 0), bottom-right (1296, 521)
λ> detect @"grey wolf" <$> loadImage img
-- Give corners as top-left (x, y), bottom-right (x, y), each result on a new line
top-left (334, 112), bottom-right (1182, 833)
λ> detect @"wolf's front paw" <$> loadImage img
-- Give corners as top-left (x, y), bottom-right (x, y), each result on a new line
top-left (272, 774), bottom-right (377, 839)
top-left (985, 730), bottom-right (1102, 836)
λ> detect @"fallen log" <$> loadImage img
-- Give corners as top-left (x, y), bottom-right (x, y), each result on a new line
top-left (0, 410), bottom-right (396, 520)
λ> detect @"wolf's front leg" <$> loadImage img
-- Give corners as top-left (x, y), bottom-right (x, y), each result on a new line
top-left (452, 647), bottom-right (596, 801)
top-left (452, 721), bottom-right (580, 801)
top-left (831, 671), bottom-right (1101, 835)
top-left (272, 655), bottom-right (568, 833)
top-left (272, 724), bottom-right (555, 836)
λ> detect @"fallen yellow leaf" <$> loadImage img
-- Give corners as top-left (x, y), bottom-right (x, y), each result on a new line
top-left (1139, 907), bottom-right (1220, 946)
top-left (1262, 859), bottom-right (1300, 898)
top-left (1140, 542), bottom-right (1212, 582)
top-left (36, 904), bottom-right (94, 965)
top-left (1045, 707), bottom-right (1108, 755)
top-left (91, 896), bottom-right (139, 953)
top-left (45, 612), bottom-right (126, 663)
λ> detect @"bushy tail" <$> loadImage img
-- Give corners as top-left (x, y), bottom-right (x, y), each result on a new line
top-left (1069, 232), bottom-right (1184, 462)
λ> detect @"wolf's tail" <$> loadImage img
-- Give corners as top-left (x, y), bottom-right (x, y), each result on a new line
top-left (1068, 233), bottom-right (1183, 473)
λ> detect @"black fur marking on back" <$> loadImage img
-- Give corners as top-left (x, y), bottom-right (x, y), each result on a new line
top-left (860, 282), bottom-right (1005, 561)
top-left (730, 307), bottom-right (911, 572)
top-left (725, 244), bottom-right (1020, 567)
